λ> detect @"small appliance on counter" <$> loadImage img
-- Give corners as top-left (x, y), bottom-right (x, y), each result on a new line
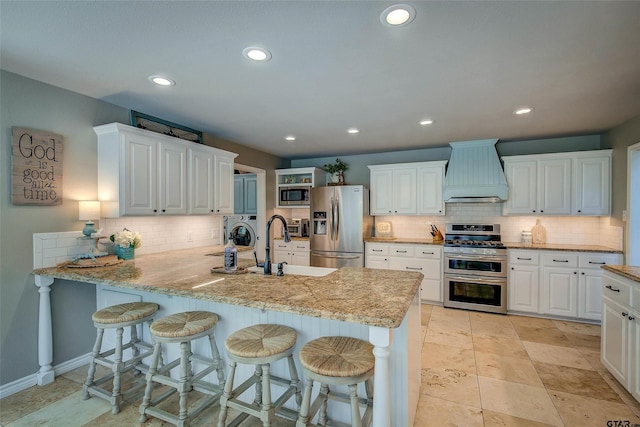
top-left (286, 218), bottom-right (309, 237)
top-left (375, 221), bottom-right (394, 238)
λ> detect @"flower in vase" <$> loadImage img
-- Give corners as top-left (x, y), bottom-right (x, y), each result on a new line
top-left (110, 228), bottom-right (142, 249)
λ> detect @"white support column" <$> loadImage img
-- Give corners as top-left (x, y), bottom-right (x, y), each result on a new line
top-left (369, 326), bottom-right (392, 427)
top-left (34, 275), bottom-right (55, 386)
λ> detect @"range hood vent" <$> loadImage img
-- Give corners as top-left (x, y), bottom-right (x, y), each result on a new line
top-left (443, 139), bottom-right (508, 203)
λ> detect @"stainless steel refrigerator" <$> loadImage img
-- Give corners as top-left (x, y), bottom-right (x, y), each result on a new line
top-left (310, 185), bottom-right (373, 268)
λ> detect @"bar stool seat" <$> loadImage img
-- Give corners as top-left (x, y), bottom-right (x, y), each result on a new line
top-left (139, 311), bottom-right (225, 427)
top-left (218, 324), bottom-right (302, 426)
top-left (82, 301), bottom-right (159, 414)
top-left (296, 336), bottom-right (374, 427)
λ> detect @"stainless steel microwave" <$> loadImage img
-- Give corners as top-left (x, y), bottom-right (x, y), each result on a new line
top-left (279, 186), bottom-right (310, 206)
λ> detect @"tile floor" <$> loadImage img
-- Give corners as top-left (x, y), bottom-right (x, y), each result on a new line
top-left (1, 305), bottom-right (640, 426)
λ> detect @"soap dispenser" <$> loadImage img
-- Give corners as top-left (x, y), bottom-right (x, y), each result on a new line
top-left (224, 236), bottom-right (237, 271)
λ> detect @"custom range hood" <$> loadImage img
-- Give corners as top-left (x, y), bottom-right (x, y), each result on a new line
top-left (443, 139), bottom-right (508, 203)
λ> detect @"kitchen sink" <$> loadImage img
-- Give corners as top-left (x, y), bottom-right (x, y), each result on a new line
top-left (246, 265), bottom-right (336, 277)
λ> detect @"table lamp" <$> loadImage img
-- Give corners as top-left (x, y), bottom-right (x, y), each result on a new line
top-left (79, 200), bottom-right (101, 236)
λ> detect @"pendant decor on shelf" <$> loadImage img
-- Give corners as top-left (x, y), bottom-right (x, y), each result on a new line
top-left (324, 158), bottom-right (348, 186)
top-left (130, 110), bottom-right (203, 144)
top-left (11, 127), bottom-right (63, 206)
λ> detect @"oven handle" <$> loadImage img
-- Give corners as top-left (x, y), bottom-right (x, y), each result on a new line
top-left (445, 254), bottom-right (506, 262)
top-left (445, 274), bottom-right (507, 285)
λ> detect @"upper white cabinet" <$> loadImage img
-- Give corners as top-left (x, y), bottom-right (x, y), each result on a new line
top-left (95, 123), bottom-right (237, 217)
top-left (368, 161), bottom-right (446, 216)
top-left (502, 150), bottom-right (611, 216)
top-left (214, 154), bottom-right (235, 214)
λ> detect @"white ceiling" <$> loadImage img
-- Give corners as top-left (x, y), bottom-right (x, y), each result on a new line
top-left (2, 1), bottom-right (639, 159)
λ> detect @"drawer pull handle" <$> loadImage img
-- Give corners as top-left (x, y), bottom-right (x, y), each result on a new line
top-left (517, 257), bottom-right (532, 260)
top-left (405, 267), bottom-right (423, 271)
top-left (372, 249), bottom-right (383, 252)
top-left (422, 252), bottom-right (435, 255)
top-left (296, 246), bottom-right (306, 249)
top-left (629, 316), bottom-right (636, 321)
top-left (396, 250), bottom-right (408, 253)
top-left (605, 285), bottom-right (621, 293)
top-left (553, 259), bottom-right (569, 263)
top-left (588, 261), bottom-right (606, 265)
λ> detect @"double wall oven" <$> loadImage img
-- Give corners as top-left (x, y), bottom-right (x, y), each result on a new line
top-left (443, 224), bottom-right (507, 314)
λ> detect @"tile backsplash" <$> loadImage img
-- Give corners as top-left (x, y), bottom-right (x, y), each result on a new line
top-left (33, 216), bottom-right (225, 269)
top-left (377, 203), bottom-right (623, 250)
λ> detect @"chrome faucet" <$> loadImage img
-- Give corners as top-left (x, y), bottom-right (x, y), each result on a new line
top-left (264, 215), bottom-right (290, 275)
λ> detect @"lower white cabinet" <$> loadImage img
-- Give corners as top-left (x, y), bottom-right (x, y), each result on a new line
top-left (508, 251), bottom-right (540, 313)
top-left (601, 271), bottom-right (640, 403)
top-left (508, 249), bottom-right (622, 321)
top-left (273, 239), bottom-right (310, 266)
top-left (365, 242), bottom-right (443, 303)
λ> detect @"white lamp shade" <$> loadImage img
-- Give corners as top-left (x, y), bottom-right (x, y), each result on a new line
top-left (78, 200), bottom-right (101, 220)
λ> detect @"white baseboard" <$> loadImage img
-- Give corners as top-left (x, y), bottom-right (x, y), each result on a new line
top-left (0, 353), bottom-right (91, 399)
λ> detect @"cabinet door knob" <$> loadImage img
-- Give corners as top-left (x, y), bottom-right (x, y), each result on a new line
top-left (577, 210), bottom-right (582, 213)
top-left (153, 209), bottom-right (158, 213)
top-left (162, 209), bottom-right (166, 212)
top-left (622, 312), bottom-right (628, 317)
top-left (629, 316), bottom-right (636, 321)
top-left (540, 210), bottom-right (544, 213)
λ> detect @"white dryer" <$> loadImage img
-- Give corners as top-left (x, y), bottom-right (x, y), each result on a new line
top-left (223, 215), bottom-right (258, 251)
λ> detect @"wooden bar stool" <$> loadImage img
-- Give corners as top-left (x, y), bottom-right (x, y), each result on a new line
top-left (296, 336), bottom-right (374, 427)
top-left (139, 311), bottom-right (225, 427)
top-left (218, 324), bottom-right (302, 427)
top-left (82, 301), bottom-right (159, 414)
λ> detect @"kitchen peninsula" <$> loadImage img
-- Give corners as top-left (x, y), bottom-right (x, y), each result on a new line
top-left (33, 246), bottom-right (423, 427)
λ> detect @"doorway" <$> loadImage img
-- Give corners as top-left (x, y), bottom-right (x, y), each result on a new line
top-left (234, 163), bottom-right (266, 261)
top-left (627, 142), bottom-right (640, 265)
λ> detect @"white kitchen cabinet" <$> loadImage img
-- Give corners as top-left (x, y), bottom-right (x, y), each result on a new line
top-left (601, 271), bottom-right (640, 403)
top-left (508, 250), bottom-right (540, 313)
top-left (215, 154), bottom-right (235, 214)
top-left (369, 166), bottom-right (416, 215)
top-left (417, 162), bottom-right (447, 215)
top-left (188, 145), bottom-right (214, 214)
top-left (273, 239), bottom-right (310, 266)
top-left (365, 242), bottom-right (443, 303)
top-left (234, 174), bottom-right (257, 214)
top-left (368, 161), bottom-right (446, 216)
top-left (508, 249), bottom-right (621, 321)
top-left (573, 154), bottom-right (611, 215)
top-left (502, 150), bottom-right (611, 216)
top-left (95, 123), bottom-right (237, 217)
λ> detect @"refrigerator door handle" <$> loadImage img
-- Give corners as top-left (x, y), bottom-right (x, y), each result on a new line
top-left (330, 197), bottom-right (337, 241)
top-left (311, 252), bottom-right (360, 260)
top-left (334, 197), bottom-right (340, 239)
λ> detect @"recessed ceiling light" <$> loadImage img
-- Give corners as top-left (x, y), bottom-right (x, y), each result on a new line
top-left (514, 107), bottom-right (533, 115)
top-left (243, 47), bottom-right (272, 62)
top-left (148, 75), bottom-right (175, 86)
top-left (381, 4), bottom-right (416, 27)
top-left (284, 135), bottom-right (296, 142)
top-left (419, 119), bottom-right (434, 126)
top-left (347, 128), bottom-right (360, 134)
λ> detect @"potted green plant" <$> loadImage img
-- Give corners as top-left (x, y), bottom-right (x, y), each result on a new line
top-left (323, 158), bottom-right (348, 184)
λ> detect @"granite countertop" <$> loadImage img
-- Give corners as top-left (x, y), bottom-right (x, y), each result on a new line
top-left (602, 265), bottom-right (640, 283)
top-left (32, 246), bottom-right (422, 328)
top-left (504, 242), bottom-right (623, 254)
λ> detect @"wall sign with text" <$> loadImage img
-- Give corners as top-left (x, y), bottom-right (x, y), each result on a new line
top-left (11, 127), bottom-right (63, 205)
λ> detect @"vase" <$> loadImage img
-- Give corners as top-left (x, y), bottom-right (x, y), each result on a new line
top-left (115, 245), bottom-right (135, 260)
